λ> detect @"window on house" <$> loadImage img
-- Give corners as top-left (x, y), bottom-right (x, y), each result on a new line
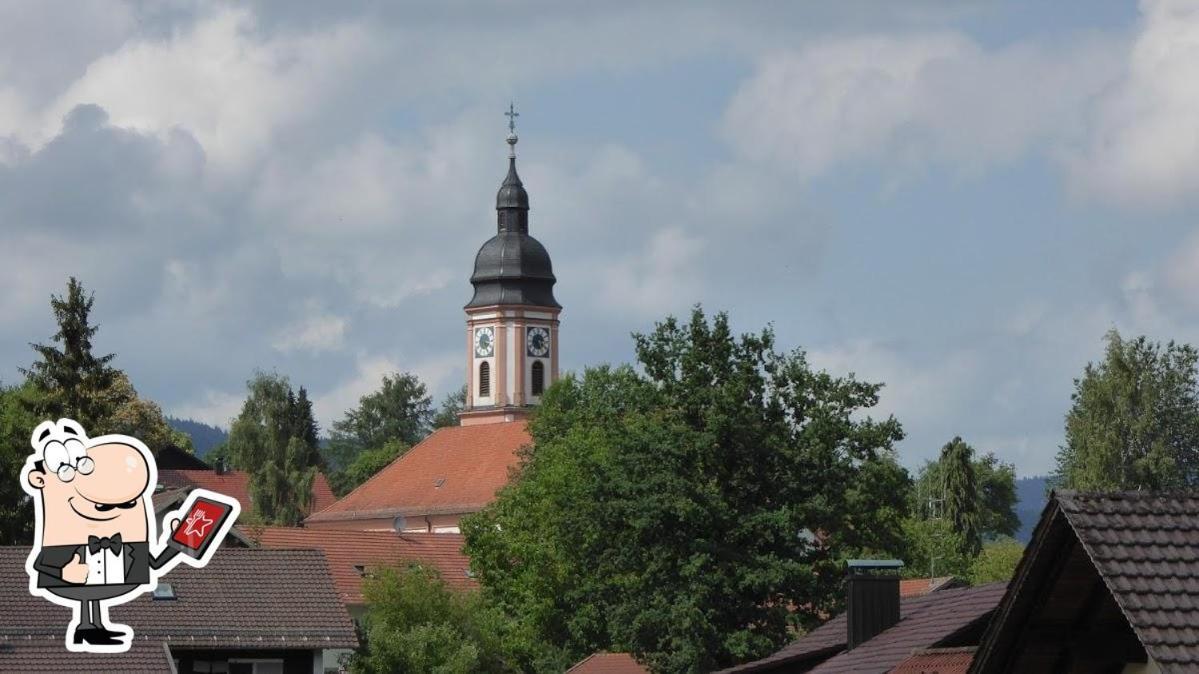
top-left (531, 360), bottom-right (545, 396)
top-left (479, 361), bottom-right (491, 397)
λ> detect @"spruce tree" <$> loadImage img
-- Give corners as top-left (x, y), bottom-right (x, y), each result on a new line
top-left (21, 277), bottom-right (118, 429)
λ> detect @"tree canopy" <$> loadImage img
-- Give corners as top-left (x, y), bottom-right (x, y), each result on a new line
top-left (325, 372), bottom-right (432, 471)
top-left (463, 308), bottom-right (909, 672)
top-left (1055, 330), bottom-right (1199, 491)
top-left (352, 564), bottom-right (514, 674)
top-left (227, 372), bottom-right (322, 525)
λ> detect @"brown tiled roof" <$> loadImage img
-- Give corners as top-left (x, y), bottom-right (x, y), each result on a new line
top-left (307, 422), bottom-right (530, 522)
top-left (567, 652), bottom-right (650, 673)
top-left (0, 546), bottom-right (357, 649)
top-left (900, 576), bottom-right (957, 597)
top-left (0, 637), bottom-right (173, 672)
top-left (159, 468), bottom-right (338, 515)
top-left (1057, 491), bottom-right (1199, 668)
top-left (892, 647), bottom-right (975, 674)
top-left (722, 583), bottom-right (1005, 673)
top-left (245, 526), bottom-right (477, 602)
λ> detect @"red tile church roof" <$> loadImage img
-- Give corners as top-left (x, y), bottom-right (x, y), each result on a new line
top-left (246, 526), bottom-right (477, 602)
top-left (307, 422), bottom-right (531, 522)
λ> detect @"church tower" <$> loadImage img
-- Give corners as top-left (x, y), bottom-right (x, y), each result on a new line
top-left (460, 106), bottom-right (561, 426)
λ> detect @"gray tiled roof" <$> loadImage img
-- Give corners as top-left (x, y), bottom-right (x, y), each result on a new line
top-left (0, 637), bottom-right (173, 672)
top-left (720, 583), bottom-right (1005, 673)
top-left (0, 546), bottom-right (358, 649)
top-left (1058, 491), bottom-right (1199, 667)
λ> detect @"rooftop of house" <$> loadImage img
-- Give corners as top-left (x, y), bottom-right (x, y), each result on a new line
top-left (244, 526), bottom-right (477, 602)
top-left (158, 468), bottom-right (338, 516)
top-left (566, 652), bottom-right (650, 673)
top-left (901, 576), bottom-right (959, 597)
top-left (0, 637), bottom-right (174, 672)
top-left (973, 490), bottom-right (1199, 672)
top-left (307, 421), bottom-right (531, 523)
top-left (892, 646), bottom-right (976, 674)
top-left (0, 546), bottom-right (357, 650)
top-left (721, 582), bottom-right (1006, 673)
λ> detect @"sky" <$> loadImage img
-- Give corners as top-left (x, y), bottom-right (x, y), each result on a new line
top-left (3, 0), bottom-right (1198, 477)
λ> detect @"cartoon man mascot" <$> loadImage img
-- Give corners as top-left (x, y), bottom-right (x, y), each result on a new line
top-left (20, 418), bottom-right (239, 653)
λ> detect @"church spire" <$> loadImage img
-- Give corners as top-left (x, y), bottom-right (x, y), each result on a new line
top-left (496, 103), bottom-right (529, 233)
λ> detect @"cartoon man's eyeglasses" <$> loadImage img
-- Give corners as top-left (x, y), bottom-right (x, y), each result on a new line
top-left (42, 439), bottom-right (95, 482)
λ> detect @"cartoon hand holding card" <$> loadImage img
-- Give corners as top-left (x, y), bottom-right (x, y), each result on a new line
top-left (20, 419), bottom-right (240, 653)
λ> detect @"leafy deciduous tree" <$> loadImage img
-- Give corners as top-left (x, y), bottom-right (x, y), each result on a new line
top-left (326, 373), bottom-right (432, 471)
top-left (1055, 330), bottom-right (1199, 491)
top-left (968, 537), bottom-right (1025, 585)
top-left (433, 386), bottom-right (466, 430)
top-left (331, 440), bottom-right (408, 496)
top-left (464, 308), bottom-right (909, 672)
top-left (352, 564), bottom-right (514, 674)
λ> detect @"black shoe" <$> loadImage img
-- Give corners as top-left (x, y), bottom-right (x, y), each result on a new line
top-left (72, 628), bottom-right (125, 645)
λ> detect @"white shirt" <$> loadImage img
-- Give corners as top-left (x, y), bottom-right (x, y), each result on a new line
top-left (85, 545), bottom-right (125, 585)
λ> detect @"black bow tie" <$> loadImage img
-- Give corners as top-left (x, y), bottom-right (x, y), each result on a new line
top-left (87, 534), bottom-right (122, 555)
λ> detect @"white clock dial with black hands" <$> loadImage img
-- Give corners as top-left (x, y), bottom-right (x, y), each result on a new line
top-left (474, 326), bottom-right (495, 357)
top-left (526, 326), bottom-right (550, 358)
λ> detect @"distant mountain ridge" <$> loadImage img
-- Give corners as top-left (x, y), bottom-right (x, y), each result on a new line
top-left (1014, 475), bottom-right (1050, 543)
top-left (166, 417), bottom-right (228, 458)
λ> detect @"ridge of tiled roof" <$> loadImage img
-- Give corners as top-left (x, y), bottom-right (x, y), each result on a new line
top-left (892, 646), bottom-right (975, 674)
top-left (721, 583), bottom-right (1005, 673)
top-left (1055, 490), bottom-right (1199, 667)
top-left (245, 526), bottom-right (477, 601)
top-left (566, 652), bottom-right (650, 673)
top-left (0, 546), bottom-right (357, 649)
top-left (900, 576), bottom-right (958, 597)
top-left (159, 468), bottom-right (338, 515)
top-left (0, 636), bottom-right (173, 672)
top-left (307, 422), bottom-right (530, 522)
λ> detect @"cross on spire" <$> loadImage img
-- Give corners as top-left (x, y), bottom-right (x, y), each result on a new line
top-left (505, 102), bottom-right (519, 134)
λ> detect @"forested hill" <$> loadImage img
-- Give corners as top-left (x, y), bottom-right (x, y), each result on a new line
top-left (166, 417), bottom-right (228, 457)
top-left (1015, 476), bottom-right (1050, 543)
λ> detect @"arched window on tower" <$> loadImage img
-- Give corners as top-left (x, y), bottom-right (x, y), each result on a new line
top-left (531, 360), bottom-right (545, 397)
top-left (479, 361), bottom-right (491, 398)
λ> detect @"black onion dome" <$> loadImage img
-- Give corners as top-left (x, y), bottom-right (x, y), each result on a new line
top-left (466, 155), bottom-right (559, 309)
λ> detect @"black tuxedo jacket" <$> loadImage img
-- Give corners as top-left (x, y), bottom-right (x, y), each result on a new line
top-left (32, 542), bottom-right (154, 588)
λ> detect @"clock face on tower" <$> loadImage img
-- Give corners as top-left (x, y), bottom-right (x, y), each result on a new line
top-left (526, 326), bottom-right (550, 358)
top-left (474, 326), bottom-right (495, 357)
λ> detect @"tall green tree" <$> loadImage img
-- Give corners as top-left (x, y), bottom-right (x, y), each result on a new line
top-left (0, 382), bottom-right (44, 543)
top-left (913, 443), bottom-right (1016, 543)
top-left (1055, 330), bottom-right (1199, 491)
top-left (325, 372), bottom-right (432, 470)
top-left (20, 277), bottom-right (119, 429)
top-left (463, 308), bottom-right (909, 672)
top-left (433, 386), bottom-right (467, 430)
top-left (20, 278), bottom-right (191, 452)
top-left (227, 372), bottom-right (322, 524)
top-left (940, 437), bottom-right (982, 558)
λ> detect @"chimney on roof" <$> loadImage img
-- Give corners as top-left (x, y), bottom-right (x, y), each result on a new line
top-left (846, 559), bottom-right (903, 650)
top-left (215, 457), bottom-right (227, 475)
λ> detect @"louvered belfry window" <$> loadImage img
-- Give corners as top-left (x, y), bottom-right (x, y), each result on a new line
top-left (479, 361), bottom-right (491, 398)
top-left (531, 360), bottom-right (545, 396)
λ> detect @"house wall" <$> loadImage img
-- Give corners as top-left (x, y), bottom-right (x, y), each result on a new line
top-left (1123, 658), bottom-right (1163, 674)
top-left (171, 648), bottom-right (318, 674)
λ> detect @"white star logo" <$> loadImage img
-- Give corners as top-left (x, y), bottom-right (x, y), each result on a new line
top-left (184, 510), bottom-right (214, 538)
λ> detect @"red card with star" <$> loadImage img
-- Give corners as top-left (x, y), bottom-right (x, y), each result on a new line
top-left (170, 496), bottom-right (233, 556)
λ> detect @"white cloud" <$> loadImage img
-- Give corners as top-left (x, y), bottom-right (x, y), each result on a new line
top-left (39, 8), bottom-right (378, 172)
top-left (1064, 0), bottom-right (1199, 205)
top-left (272, 312), bottom-right (347, 354)
top-left (170, 389), bottom-right (244, 429)
top-left (725, 32), bottom-right (1119, 180)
